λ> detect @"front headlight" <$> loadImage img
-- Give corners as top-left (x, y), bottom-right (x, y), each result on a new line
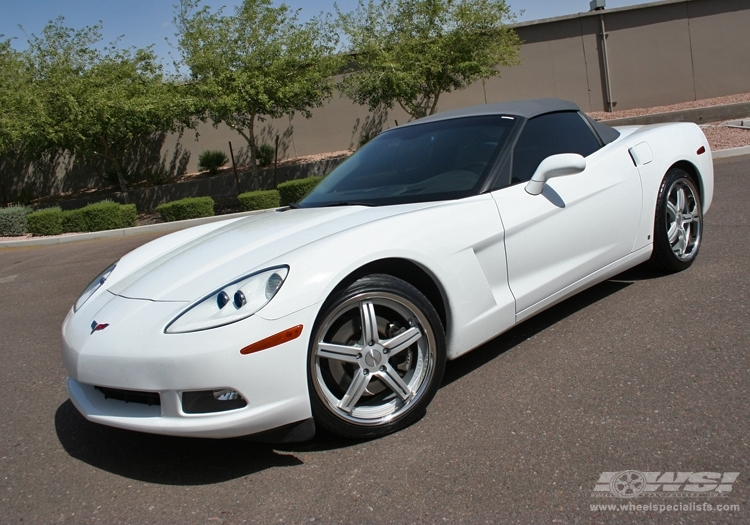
top-left (165, 266), bottom-right (289, 334)
top-left (74, 262), bottom-right (117, 312)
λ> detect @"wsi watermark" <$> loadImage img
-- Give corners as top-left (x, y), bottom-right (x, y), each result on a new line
top-left (591, 471), bottom-right (740, 499)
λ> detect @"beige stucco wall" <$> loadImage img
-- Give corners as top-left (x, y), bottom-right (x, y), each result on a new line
top-left (604, 2), bottom-right (696, 108)
top-left (483, 17), bottom-right (596, 111)
top-left (688, 0), bottom-right (750, 99)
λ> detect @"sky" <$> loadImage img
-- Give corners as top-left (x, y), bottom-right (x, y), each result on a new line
top-left (0, 0), bottom-right (657, 67)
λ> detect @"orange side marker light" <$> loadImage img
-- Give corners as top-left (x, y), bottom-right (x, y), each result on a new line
top-left (240, 325), bottom-right (303, 355)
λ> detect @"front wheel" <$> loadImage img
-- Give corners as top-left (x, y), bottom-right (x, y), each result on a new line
top-left (649, 168), bottom-right (703, 272)
top-left (308, 274), bottom-right (446, 439)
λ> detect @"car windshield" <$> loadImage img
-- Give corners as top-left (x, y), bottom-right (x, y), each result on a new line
top-left (298, 115), bottom-right (515, 207)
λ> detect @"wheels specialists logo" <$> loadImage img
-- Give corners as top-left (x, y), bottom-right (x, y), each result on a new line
top-left (592, 471), bottom-right (740, 498)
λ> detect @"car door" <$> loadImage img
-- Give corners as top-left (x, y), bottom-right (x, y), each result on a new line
top-left (491, 112), bottom-right (642, 318)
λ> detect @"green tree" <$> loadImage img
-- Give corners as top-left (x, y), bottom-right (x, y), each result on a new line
top-left (0, 38), bottom-right (32, 157)
top-left (24, 19), bottom-right (197, 198)
top-left (0, 36), bottom-right (44, 203)
top-left (21, 19), bottom-right (102, 152)
top-left (72, 48), bottom-right (195, 196)
top-left (338, 0), bottom-right (522, 119)
top-left (176, 0), bottom-right (342, 183)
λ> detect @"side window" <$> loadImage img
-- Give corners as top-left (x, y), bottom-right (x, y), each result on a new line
top-left (511, 112), bottom-right (601, 184)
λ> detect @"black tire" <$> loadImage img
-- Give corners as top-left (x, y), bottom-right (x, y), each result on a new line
top-left (307, 274), bottom-right (446, 439)
top-left (649, 168), bottom-right (703, 272)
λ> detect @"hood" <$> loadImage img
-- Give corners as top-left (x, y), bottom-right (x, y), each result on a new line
top-left (108, 204), bottom-right (430, 302)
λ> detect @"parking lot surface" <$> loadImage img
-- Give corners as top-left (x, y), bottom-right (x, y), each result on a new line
top-left (1, 156), bottom-right (748, 524)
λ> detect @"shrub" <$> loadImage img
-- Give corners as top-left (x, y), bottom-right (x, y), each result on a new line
top-left (277, 176), bottom-right (322, 206)
top-left (198, 150), bottom-right (229, 175)
top-left (81, 201), bottom-right (122, 232)
top-left (120, 204), bottom-right (138, 228)
top-left (156, 197), bottom-right (214, 222)
top-left (62, 208), bottom-right (88, 233)
top-left (255, 143), bottom-right (275, 168)
top-left (0, 205), bottom-right (30, 236)
top-left (238, 190), bottom-right (280, 211)
top-left (27, 208), bottom-right (63, 236)
top-left (62, 201), bottom-right (137, 233)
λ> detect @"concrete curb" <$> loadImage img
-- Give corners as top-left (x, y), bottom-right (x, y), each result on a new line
top-left (713, 146), bottom-right (750, 159)
top-left (0, 209), bottom-right (263, 249)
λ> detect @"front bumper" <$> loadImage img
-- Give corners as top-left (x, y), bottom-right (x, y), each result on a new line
top-left (62, 293), bottom-right (319, 439)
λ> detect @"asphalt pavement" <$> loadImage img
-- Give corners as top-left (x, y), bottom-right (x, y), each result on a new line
top-left (0, 155), bottom-right (748, 524)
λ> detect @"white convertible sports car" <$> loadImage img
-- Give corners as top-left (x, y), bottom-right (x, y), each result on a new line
top-left (62, 99), bottom-right (713, 441)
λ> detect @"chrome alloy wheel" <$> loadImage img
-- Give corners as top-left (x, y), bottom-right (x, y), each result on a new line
top-left (311, 291), bottom-right (437, 427)
top-left (665, 178), bottom-right (702, 261)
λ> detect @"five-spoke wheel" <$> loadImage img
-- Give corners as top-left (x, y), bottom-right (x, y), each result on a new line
top-left (308, 274), bottom-right (445, 438)
top-left (650, 168), bottom-right (703, 272)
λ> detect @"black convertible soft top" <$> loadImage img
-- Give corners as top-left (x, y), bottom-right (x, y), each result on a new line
top-left (402, 98), bottom-right (620, 144)
top-left (411, 98), bottom-right (579, 122)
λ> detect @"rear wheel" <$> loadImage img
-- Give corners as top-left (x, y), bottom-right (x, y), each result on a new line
top-left (649, 168), bottom-right (703, 272)
top-left (308, 274), bottom-right (446, 439)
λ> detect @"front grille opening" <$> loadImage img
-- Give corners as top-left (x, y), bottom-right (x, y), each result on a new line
top-left (96, 386), bottom-right (161, 406)
top-left (182, 390), bottom-right (247, 414)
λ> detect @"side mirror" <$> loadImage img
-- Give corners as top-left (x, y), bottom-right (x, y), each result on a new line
top-left (524, 153), bottom-right (586, 195)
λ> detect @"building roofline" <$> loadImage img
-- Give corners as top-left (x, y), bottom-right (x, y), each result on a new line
top-left (511, 0), bottom-right (690, 29)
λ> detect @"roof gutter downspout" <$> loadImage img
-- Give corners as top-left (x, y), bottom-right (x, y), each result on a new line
top-left (599, 13), bottom-right (615, 112)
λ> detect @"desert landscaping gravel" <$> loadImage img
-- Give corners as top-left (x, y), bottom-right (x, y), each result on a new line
top-left (588, 92), bottom-right (750, 121)
top-left (699, 124), bottom-right (750, 151)
top-left (588, 92), bottom-right (750, 151)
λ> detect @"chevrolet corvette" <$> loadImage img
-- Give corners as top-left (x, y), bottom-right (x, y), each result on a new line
top-left (62, 98), bottom-right (713, 441)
